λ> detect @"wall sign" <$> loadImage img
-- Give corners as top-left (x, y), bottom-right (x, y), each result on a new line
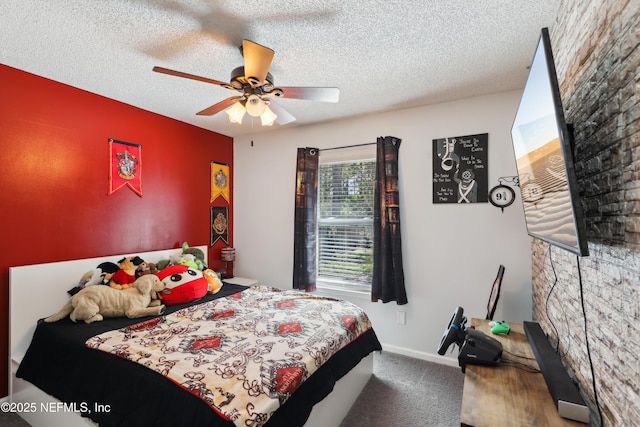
top-left (489, 184), bottom-right (516, 211)
top-left (211, 161), bottom-right (230, 203)
top-left (109, 138), bottom-right (142, 197)
top-left (432, 133), bottom-right (488, 203)
top-left (488, 176), bottom-right (519, 212)
top-left (210, 206), bottom-right (229, 245)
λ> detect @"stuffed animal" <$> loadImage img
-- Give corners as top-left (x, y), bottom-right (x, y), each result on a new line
top-left (156, 264), bottom-right (208, 306)
top-left (155, 243), bottom-right (207, 272)
top-left (45, 274), bottom-right (166, 324)
top-left (203, 269), bottom-right (223, 294)
top-left (67, 261), bottom-right (120, 295)
top-left (176, 253), bottom-right (199, 270)
top-left (181, 242), bottom-right (207, 270)
top-left (136, 261), bottom-right (158, 278)
top-left (109, 256), bottom-right (145, 290)
top-left (156, 258), bottom-right (172, 271)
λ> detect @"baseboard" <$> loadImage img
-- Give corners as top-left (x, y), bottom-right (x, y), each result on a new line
top-left (380, 343), bottom-right (459, 368)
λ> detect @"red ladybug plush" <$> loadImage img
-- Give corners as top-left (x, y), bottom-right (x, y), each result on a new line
top-left (156, 264), bottom-right (208, 306)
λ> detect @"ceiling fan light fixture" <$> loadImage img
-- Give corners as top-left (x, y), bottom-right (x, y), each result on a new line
top-left (153, 40), bottom-right (337, 127)
top-left (269, 87), bottom-right (284, 97)
top-left (245, 94), bottom-right (266, 117)
top-left (225, 101), bottom-right (246, 124)
top-left (229, 66), bottom-right (245, 89)
top-left (260, 105), bottom-right (277, 126)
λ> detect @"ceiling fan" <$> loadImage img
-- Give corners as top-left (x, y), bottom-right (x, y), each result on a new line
top-left (152, 39), bottom-right (339, 126)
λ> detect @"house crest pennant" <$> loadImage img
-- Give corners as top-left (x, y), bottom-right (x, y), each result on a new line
top-left (109, 138), bottom-right (143, 197)
top-left (211, 161), bottom-right (230, 203)
top-left (210, 206), bottom-right (229, 245)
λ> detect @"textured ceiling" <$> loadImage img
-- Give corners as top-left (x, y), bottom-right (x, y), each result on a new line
top-left (1, 0), bottom-right (560, 138)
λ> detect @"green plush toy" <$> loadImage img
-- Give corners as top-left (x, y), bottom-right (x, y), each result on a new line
top-left (177, 253), bottom-right (199, 269)
top-left (156, 258), bottom-right (171, 271)
top-left (181, 242), bottom-right (207, 270)
top-left (155, 243), bottom-right (207, 272)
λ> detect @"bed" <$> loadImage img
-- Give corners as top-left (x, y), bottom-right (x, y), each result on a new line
top-left (9, 246), bottom-right (381, 427)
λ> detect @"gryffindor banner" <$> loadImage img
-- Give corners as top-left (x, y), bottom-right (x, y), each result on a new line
top-left (109, 138), bottom-right (143, 197)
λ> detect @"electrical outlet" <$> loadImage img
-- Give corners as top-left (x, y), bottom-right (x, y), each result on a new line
top-left (397, 310), bottom-right (406, 325)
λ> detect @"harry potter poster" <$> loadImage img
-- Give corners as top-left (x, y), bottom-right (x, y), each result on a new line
top-left (433, 133), bottom-right (488, 203)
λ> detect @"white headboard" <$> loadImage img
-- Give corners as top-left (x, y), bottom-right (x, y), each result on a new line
top-left (9, 246), bottom-right (207, 364)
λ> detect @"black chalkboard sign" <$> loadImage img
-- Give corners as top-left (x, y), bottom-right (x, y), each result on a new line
top-left (433, 133), bottom-right (488, 203)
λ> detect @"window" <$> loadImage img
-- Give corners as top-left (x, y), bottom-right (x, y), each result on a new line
top-left (317, 153), bottom-right (375, 292)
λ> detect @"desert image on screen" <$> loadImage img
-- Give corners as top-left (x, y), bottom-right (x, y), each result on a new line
top-left (516, 135), bottom-right (578, 246)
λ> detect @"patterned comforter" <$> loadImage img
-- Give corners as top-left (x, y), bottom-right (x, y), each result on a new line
top-left (86, 286), bottom-right (374, 427)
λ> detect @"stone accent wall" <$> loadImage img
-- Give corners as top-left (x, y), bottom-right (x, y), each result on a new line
top-left (531, 0), bottom-right (640, 426)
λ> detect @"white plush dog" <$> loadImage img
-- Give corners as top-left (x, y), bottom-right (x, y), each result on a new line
top-left (45, 274), bottom-right (166, 324)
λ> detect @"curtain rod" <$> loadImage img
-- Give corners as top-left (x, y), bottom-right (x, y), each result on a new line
top-left (320, 142), bottom-right (376, 151)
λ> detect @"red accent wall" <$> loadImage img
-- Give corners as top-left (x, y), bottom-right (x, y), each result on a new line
top-left (0, 64), bottom-right (234, 397)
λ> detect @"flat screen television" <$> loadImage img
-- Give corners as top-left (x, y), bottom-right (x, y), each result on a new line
top-left (510, 27), bottom-right (589, 256)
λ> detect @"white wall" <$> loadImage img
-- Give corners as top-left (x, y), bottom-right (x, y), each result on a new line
top-left (232, 90), bottom-right (533, 364)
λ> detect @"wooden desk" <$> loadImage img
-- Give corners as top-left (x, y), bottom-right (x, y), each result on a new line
top-left (460, 319), bottom-right (587, 427)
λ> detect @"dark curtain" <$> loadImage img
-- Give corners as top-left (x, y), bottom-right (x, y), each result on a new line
top-left (372, 136), bottom-right (408, 304)
top-left (293, 147), bottom-right (319, 292)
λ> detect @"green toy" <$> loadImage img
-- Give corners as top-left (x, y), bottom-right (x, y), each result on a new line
top-left (490, 321), bottom-right (510, 335)
top-left (181, 242), bottom-right (207, 270)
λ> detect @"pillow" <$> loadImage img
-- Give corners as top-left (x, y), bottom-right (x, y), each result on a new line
top-left (156, 264), bottom-right (208, 306)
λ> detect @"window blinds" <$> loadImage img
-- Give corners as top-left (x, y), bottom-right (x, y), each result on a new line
top-left (317, 159), bottom-right (375, 288)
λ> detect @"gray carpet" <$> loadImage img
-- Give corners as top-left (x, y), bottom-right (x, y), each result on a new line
top-left (0, 352), bottom-right (463, 427)
top-left (340, 351), bottom-right (464, 427)
top-left (0, 411), bottom-right (31, 426)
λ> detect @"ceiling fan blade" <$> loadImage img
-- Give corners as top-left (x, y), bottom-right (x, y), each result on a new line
top-left (277, 86), bottom-right (339, 103)
top-left (242, 40), bottom-right (274, 86)
top-left (152, 66), bottom-right (229, 87)
top-left (265, 99), bottom-right (296, 125)
top-left (196, 96), bottom-right (243, 116)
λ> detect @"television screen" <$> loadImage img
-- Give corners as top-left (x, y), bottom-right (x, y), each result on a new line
top-left (511, 28), bottom-right (588, 256)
